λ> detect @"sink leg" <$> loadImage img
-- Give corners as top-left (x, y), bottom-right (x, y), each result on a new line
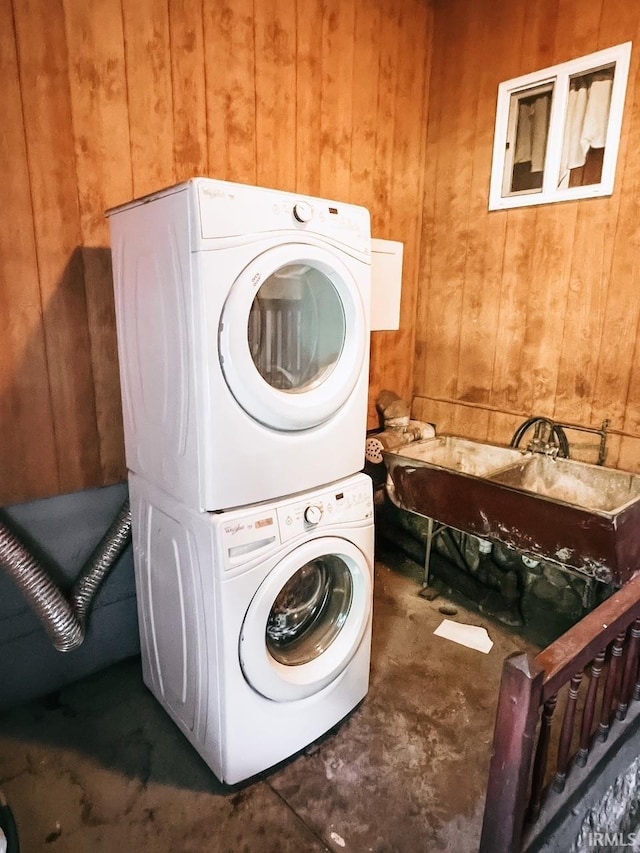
top-left (424, 517), bottom-right (434, 587)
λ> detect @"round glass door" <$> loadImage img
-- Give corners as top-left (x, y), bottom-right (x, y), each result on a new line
top-left (248, 264), bottom-right (345, 393)
top-left (266, 555), bottom-right (353, 666)
top-left (240, 538), bottom-right (372, 701)
top-left (219, 244), bottom-right (367, 432)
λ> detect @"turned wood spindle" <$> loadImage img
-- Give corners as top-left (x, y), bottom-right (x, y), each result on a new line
top-left (527, 694), bottom-right (558, 822)
top-left (553, 672), bottom-right (583, 793)
top-left (618, 619), bottom-right (640, 720)
top-left (576, 649), bottom-right (606, 767)
top-left (598, 630), bottom-right (626, 742)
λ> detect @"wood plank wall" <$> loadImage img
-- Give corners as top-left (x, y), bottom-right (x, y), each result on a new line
top-left (0, 0), bottom-right (432, 506)
top-left (414, 0), bottom-right (640, 471)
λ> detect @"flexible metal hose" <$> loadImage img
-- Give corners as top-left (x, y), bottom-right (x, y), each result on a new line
top-left (0, 499), bottom-right (131, 653)
top-left (510, 417), bottom-right (570, 458)
top-left (70, 499), bottom-right (132, 626)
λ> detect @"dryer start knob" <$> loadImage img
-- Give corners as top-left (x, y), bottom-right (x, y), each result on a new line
top-left (304, 504), bottom-right (323, 525)
top-left (293, 201), bottom-right (313, 223)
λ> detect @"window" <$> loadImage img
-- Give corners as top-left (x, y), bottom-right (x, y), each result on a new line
top-left (489, 42), bottom-right (632, 210)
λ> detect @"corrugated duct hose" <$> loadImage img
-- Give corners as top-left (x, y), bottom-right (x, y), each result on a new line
top-left (0, 499), bottom-right (131, 653)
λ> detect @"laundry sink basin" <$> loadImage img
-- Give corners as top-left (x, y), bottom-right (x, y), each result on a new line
top-left (384, 436), bottom-right (640, 584)
top-left (390, 435), bottom-right (525, 477)
top-left (488, 454), bottom-right (640, 514)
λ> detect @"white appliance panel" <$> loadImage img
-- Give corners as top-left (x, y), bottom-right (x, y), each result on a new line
top-left (128, 472), bottom-right (374, 784)
top-left (370, 238), bottom-right (404, 331)
top-left (108, 178), bottom-right (371, 510)
top-left (111, 189), bottom-right (199, 504)
top-left (194, 179), bottom-right (370, 255)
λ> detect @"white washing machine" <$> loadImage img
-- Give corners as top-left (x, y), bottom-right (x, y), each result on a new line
top-left (128, 471), bottom-right (374, 784)
top-left (107, 178), bottom-right (371, 511)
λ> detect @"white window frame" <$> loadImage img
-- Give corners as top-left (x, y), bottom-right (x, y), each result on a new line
top-left (489, 42), bottom-right (632, 211)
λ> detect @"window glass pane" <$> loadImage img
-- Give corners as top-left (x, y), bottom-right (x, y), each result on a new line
top-left (266, 555), bottom-right (353, 666)
top-left (558, 63), bottom-right (615, 189)
top-left (248, 264), bottom-right (345, 393)
top-left (503, 84), bottom-right (553, 196)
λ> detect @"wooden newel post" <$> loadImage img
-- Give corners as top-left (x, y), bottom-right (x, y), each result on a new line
top-left (479, 652), bottom-right (544, 853)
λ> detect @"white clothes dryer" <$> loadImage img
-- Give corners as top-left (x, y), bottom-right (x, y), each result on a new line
top-left (107, 178), bottom-right (371, 511)
top-left (128, 470), bottom-right (374, 784)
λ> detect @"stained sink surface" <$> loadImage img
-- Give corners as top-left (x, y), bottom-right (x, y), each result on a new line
top-left (384, 435), bottom-right (640, 583)
top-left (391, 435), bottom-right (524, 478)
top-left (488, 454), bottom-right (640, 514)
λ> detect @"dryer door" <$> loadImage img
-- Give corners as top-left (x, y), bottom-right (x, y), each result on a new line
top-left (219, 244), bottom-right (367, 431)
top-left (239, 536), bottom-right (372, 701)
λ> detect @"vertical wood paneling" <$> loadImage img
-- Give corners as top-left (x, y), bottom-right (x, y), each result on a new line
top-left (7, 0), bottom-right (640, 499)
top-left (295, 0), bottom-right (323, 197)
top-left (490, 0), bottom-right (560, 417)
top-left (204, 0), bottom-right (257, 185)
top-left (415, 0), bottom-right (640, 474)
top-left (370, 1), bottom-right (400, 236)
top-left (254, 0), bottom-right (296, 191)
top-left (351, 0), bottom-right (383, 425)
top-left (64, 0), bottom-right (132, 485)
top-left (13, 0), bottom-right (101, 495)
top-left (595, 10), bottom-right (640, 455)
top-left (418, 0), bottom-right (483, 403)
top-left (552, 0), bottom-right (608, 423)
top-left (0, 0), bottom-right (58, 503)
top-left (122, 0), bottom-right (175, 197)
top-left (375, 0), bottom-right (431, 418)
top-left (516, 0), bottom-right (577, 420)
top-left (489, 205), bottom-right (536, 411)
top-left (319, 0), bottom-right (356, 201)
top-left (1, 0), bottom-right (433, 503)
top-left (490, 0), bottom-right (569, 415)
top-left (413, 0), bottom-right (446, 412)
top-left (457, 0), bottom-right (528, 414)
top-left (349, 1), bottom-right (382, 208)
top-left (367, 0), bottom-right (401, 423)
top-left (169, 0), bottom-right (209, 181)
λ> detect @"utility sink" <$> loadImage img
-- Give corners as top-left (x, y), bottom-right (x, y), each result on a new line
top-left (384, 436), bottom-right (640, 584)
top-left (390, 435), bottom-right (525, 477)
top-left (488, 454), bottom-right (640, 514)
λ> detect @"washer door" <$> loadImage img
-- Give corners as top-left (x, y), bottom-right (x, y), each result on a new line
top-left (219, 244), bottom-right (366, 431)
top-left (239, 537), bottom-right (372, 701)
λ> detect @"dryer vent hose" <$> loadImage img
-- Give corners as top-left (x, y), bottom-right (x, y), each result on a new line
top-left (0, 499), bottom-right (131, 653)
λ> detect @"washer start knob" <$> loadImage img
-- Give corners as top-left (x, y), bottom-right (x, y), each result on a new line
top-left (293, 201), bottom-right (313, 223)
top-left (304, 504), bottom-right (323, 525)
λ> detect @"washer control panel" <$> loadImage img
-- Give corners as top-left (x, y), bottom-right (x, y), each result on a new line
top-left (276, 476), bottom-right (373, 543)
top-left (218, 474), bottom-right (373, 568)
top-left (303, 504), bottom-right (323, 525)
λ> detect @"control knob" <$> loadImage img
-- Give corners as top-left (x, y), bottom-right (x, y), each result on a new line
top-left (293, 201), bottom-right (313, 223)
top-left (304, 504), bottom-right (323, 525)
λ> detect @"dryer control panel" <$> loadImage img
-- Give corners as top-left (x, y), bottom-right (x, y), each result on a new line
top-left (193, 178), bottom-right (371, 255)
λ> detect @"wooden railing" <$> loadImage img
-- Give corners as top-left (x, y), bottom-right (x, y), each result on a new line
top-left (479, 573), bottom-right (640, 853)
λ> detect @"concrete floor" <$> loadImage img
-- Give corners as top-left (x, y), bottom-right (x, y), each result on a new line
top-left (0, 550), bottom-right (537, 853)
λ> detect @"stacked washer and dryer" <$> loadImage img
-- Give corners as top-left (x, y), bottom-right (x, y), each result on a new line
top-left (107, 178), bottom-right (374, 784)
